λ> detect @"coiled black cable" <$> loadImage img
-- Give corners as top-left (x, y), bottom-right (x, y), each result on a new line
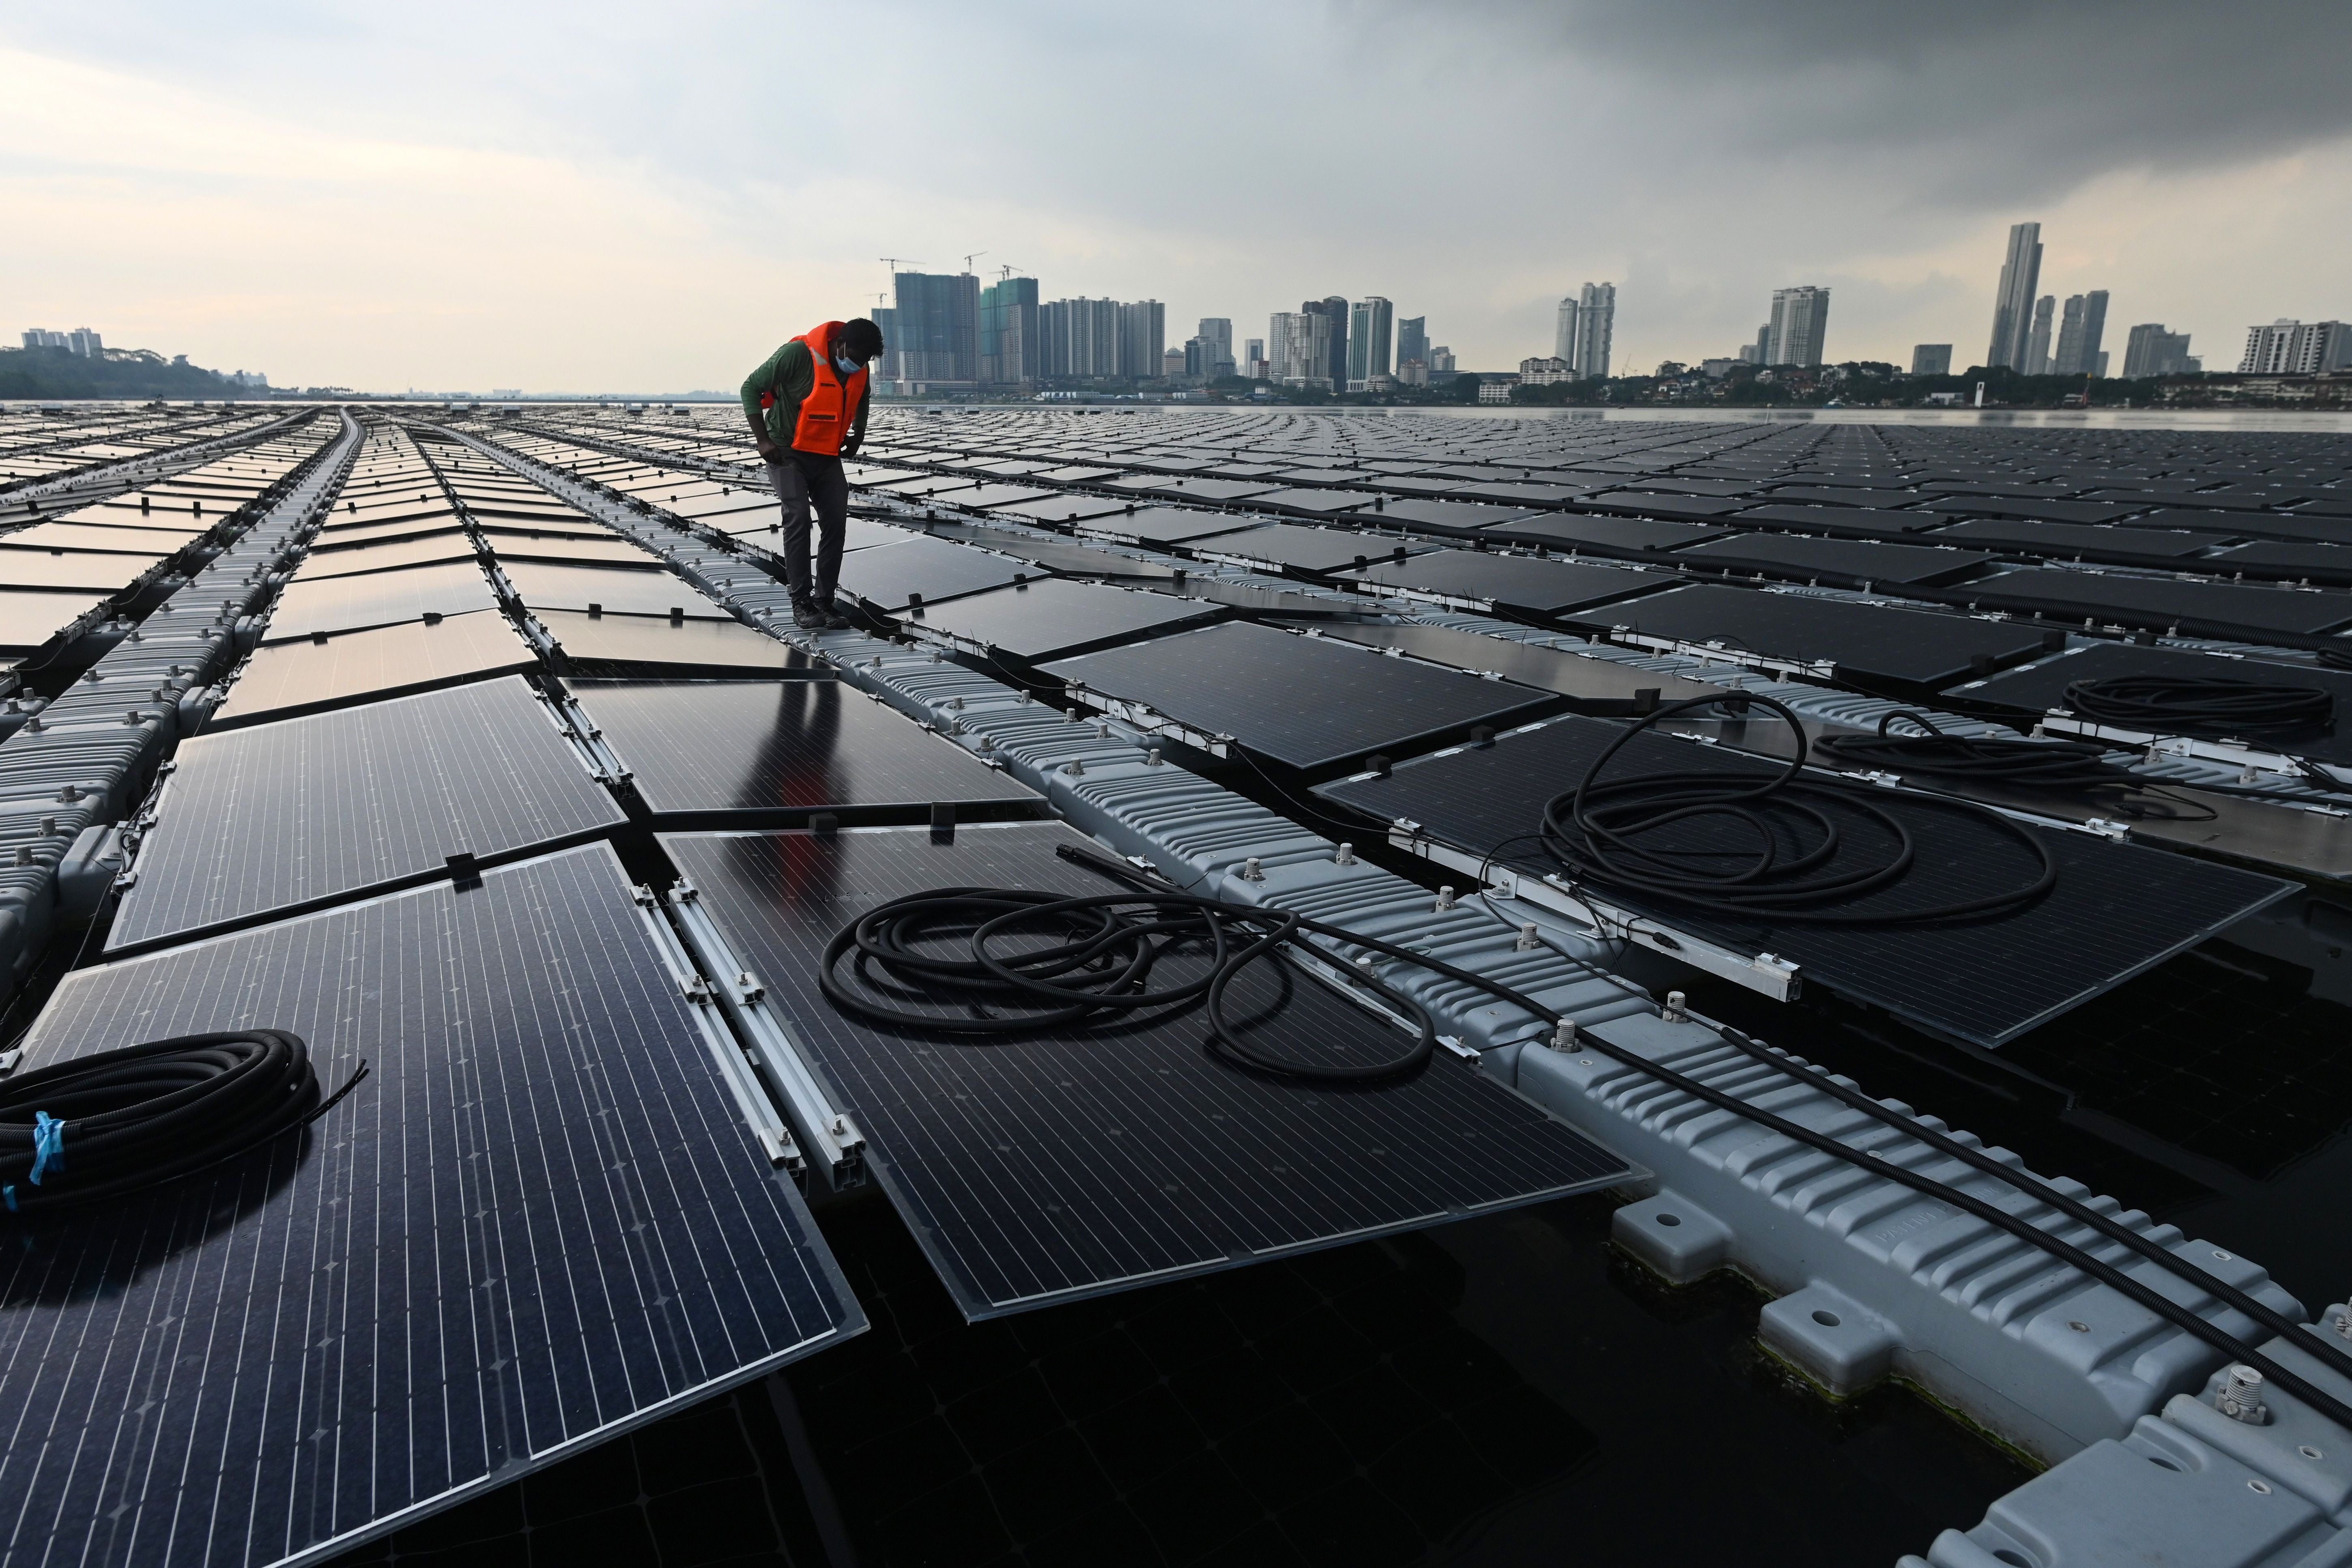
top-left (837, 844), bottom-right (2352, 1427)
top-left (1538, 694), bottom-right (2056, 925)
top-left (1813, 710), bottom-right (2135, 790)
top-left (2064, 673), bottom-right (2333, 737)
top-left (0, 1030), bottom-right (366, 1214)
top-left (820, 877), bottom-right (1434, 1081)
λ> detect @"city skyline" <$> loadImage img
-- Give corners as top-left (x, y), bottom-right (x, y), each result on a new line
top-left (3, 3), bottom-right (2348, 390)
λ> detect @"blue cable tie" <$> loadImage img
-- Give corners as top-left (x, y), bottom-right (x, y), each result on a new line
top-left (29, 1113), bottom-right (62, 1187)
top-left (2, 1185), bottom-right (14, 1213)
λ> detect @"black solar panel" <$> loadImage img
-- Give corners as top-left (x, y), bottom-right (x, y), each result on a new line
top-left (1962, 568), bottom-right (2352, 635)
top-left (662, 823), bottom-right (1633, 1319)
top-left (1336, 550), bottom-right (1677, 615)
top-left (990, 493), bottom-right (1134, 525)
top-left (1042, 620), bottom-right (1559, 772)
top-left (208, 611), bottom-right (538, 731)
top-left (1677, 532), bottom-right (1991, 587)
top-left (1190, 523), bottom-right (1428, 574)
top-left (836, 535), bottom-right (1037, 610)
top-left (537, 607), bottom-right (823, 675)
top-left (568, 678), bottom-right (1042, 821)
top-left (903, 576), bottom-right (1222, 661)
top-left (1081, 506), bottom-right (1261, 546)
top-left (1484, 513), bottom-right (1732, 559)
top-left (1955, 641), bottom-right (2352, 765)
top-left (501, 560), bottom-right (726, 619)
top-left (113, 675), bottom-right (626, 951)
top-left (290, 533), bottom-right (482, 580)
top-left (1367, 498), bottom-right (1542, 532)
top-left (1731, 504), bottom-right (1958, 540)
top-left (263, 559), bottom-right (499, 643)
top-left (1294, 622), bottom-right (1728, 707)
top-left (1926, 518), bottom-right (2236, 564)
top-left (2203, 540), bottom-right (2352, 586)
top-left (1319, 717), bottom-right (2290, 1045)
top-left (1572, 584), bottom-right (2055, 688)
top-left (5, 844), bottom-right (860, 1567)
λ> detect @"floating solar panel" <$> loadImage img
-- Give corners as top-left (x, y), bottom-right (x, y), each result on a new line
top-left (0, 549), bottom-right (155, 593)
top-left (2, 521), bottom-right (193, 555)
top-left (1485, 513), bottom-right (1733, 558)
top-left (263, 560), bottom-right (499, 644)
top-left (544, 614), bottom-right (813, 685)
top-left (500, 559), bottom-right (727, 619)
top-left (991, 493), bottom-right (1134, 526)
top-left (837, 535), bottom-right (1038, 611)
top-left (1100, 474), bottom-right (1281, 505)
top-left (1675, 533), bottom-right (1992, 588)
top-left (112, 675), bottom-right (624, 950)
top-left (656, 490), bottom-right (775, 524)
top-left (904, 576), bottom-right (1223, 662)
top-left (2127, 510), bottom-right (2349, 545)
top-left (1955, 642), bottom-right (2352, 766)
top-left (568, 678), bottom-right (1041, 823)
top-left (1043, 620), bottom-right (1558, 772)
top-left (1924, 518), bottom-right (2236, 564)
top-left (0, 587), bottom-right (109, 653)
top-left (2198, 541), bottom-right (2352, 585)
top-left (1319, 716), bottom-right (2291, 1045)
top-left (7, 844), bottom-right (861, 1567)
top-left (207, 610), bottom-right (537, 731)
top-left (1245, 486), bottom-right (1385, 518)
top-left (1962, 567), bottom-right (2352, 636)
top-left (1081, 506), bottom-right (1260, 547)
top-left (1293, 622), bottom-right (1727, 709)
top-left (1572, 584), bottom-right (2056, 688)
top-left (1941, 497), bottom-right (2142, 526)
top-left (950, 534), bottom-right (1186, 581)
top-left (1732, 504), bottom-right (1958, 540)
top-left (932, 483), bottom-right (1058, 510)
top-left (1570, 490), bottom-right (1752, 521)
top-left (293, 533), bottom-right (483, 581)
top-left (1367, 498), bottom-right (1542, 533)
top-left (1189, 523), bottom-right (1430, 575)
top-left (662, 822), bottom-right (1633, 1318)
top-left (1336, 549), bottom-right (1677, 616)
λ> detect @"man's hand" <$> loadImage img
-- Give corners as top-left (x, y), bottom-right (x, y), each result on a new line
top-left (755, 437), bottom-right (781, 462)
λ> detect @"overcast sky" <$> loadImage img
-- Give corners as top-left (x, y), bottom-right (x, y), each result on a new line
top-left (6, 0), bottom-right (2348, 391)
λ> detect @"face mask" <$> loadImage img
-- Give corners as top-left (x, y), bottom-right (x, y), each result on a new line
top-left (832, 349), bottom-right (859, 375)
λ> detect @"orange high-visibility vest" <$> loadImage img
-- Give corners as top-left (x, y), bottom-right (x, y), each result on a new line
top-left (787, 320), bottom-right (867, 456)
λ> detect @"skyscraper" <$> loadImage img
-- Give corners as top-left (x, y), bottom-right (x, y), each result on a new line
top-left (1765, 286), bottom-right (1830, 368)
top-left (1118, 300), bottom-right (1165, 379)
top-left (1554, 297), bottom-right (1580, 363)
top-left (1300, 298), bottom-right (1350, 389)
top-left (2051, 290), bottom-right (2109, 376)
top-left (2122, 324), bottom-right (2197, 378)
top-left (2025, 295), bottom-right (2056, 375)
top-left (1574, 282), bottom-right (1616, 379)
top-left (1269, 311), bottom-right (1335, 387)
top-left (1197, 317), bottom-right (1235, 379)
top-left (1986, 222), bottom-right (2045, 372)
top-left (2239, 320), bottom-right (2352, 374)
top-left (1040, 297), bottom-right (1120, 378)
top-left (893, 271), bottom-right (980, 385)
top-left (1911, 344), bottom-right (1953, 376)
top-left (978, 275), bottom-right (1039, 387)
top-left (1397, 316), bottom-right (1428, 371)
top-left (871, 307), bottom-right (902, 382)
top-left (1348, 297), bottom-right (1393, 386)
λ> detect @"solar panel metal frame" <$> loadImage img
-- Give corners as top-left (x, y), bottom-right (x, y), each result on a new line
top-left (895, 576), bottom-right (1227, 663)
top-left (661, 822), bottom-right (1636, 1321)
top-left (1334, 549), bottom-right (1679, 616)
top-left (4, 843), bottom-right (862, 1568)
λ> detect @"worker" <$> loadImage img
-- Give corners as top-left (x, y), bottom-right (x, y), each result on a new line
top-left (741, 317), bottom-right (885, 629)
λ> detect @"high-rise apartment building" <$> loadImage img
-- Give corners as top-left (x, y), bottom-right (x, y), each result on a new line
top-left (1911, 344), bottom-right (1953, 376)
top-left (1397, 316), bottom-right (1428, 371)
top-left (2238, 320), bottom-right (2352, 375)
top-left (2025, 296), bottom-right (2056, 375)
top-left (871, 307), bottom-right (902, 381)
top-left (21, 328), bottom-right (98, 357)
top-left (1243, 337), bottom-right (1266, 378)
top-left (893, 271), bottom-right (980, 386)
top-left (1195, 317), bottom-right (1235, 380)
top-left (1300, 298), bottom-right (1349, 389)
top-left (1554, 297), bottom-right (1580, 363)
top-left (1574, 282), bottom-right (1615, 379)
top-left (1766, 286), bottom-right (1830, 368)
top-left (1986, 222), bottom-right (2045, 372)
top-left (1119, 300), bottom-right (1165, 380)
top-left (1035, 297), bottom-right (1163, 379)
top-left (1269, 311), bottom-right (1335, 387)
top-left (1429, 346), bottom-right (1456, 376)
top-left (2051, 290), bottom-right (2109, 376)
top-left (978, 275), bottom-right (1039, 386)
top-left (1348, 297), bottom-right (1393, 387)
top-left (2121, 325), bottom-right (2198, 379)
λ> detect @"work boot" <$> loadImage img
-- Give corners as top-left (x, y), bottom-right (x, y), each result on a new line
top-left (822, 606), bottom-right (854, 630)
top-left (791, 602), bottom-right (826, 630)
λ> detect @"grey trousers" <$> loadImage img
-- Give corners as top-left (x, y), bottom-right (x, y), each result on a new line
top-left (763, 451), bottom-right (849, 604)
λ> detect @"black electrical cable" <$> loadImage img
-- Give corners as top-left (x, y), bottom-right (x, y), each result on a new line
top-left (819, 880), bottom-right (1435, 1081)
top-left (1537, 693), bottom-right (2057, 925)
top-left (1812, 710), bottom-right (2136, 790)
top-left (869, 845), bottom-right (2352, 1421)
top-left (0, 1030), bottom-right (367, 1214)
top-left (2063, 673), bottom-right (2333, 737)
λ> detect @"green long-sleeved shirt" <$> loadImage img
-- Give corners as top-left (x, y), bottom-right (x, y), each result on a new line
top-left (740, 339), bottom-right (870, 458)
